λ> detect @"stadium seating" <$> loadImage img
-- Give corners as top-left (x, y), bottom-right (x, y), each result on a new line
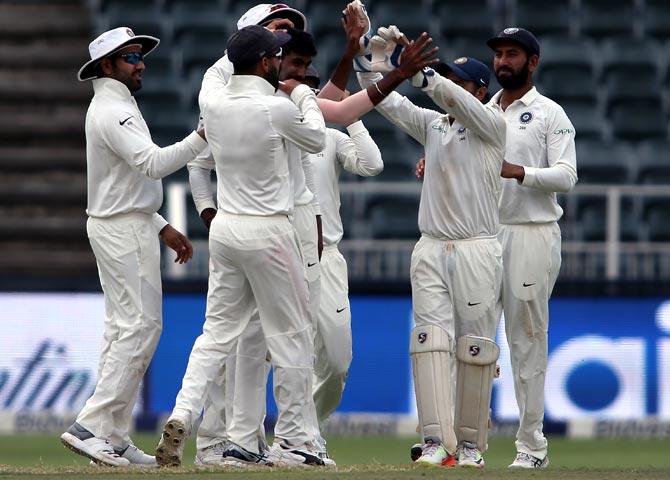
top-left (643, 0), bottom-right (670, 38)
top-left (579, 0), bottom-right (638, 38)
top-left (513, 0), bottom-right (574, 37)
top-left (366, 194), bottom-right (420, 239)
top-left (637, 140), bottom-right (670, 184)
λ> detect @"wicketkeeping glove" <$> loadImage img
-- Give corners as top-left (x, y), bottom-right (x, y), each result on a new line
top-left (368, 25), bottom-right (407, 73)
top-left (411, 66), bottom-right (436, 88)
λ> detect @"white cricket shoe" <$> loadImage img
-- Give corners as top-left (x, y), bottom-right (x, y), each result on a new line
top-left (60, 423), bottom-right (130, 467)
top-left (195, 442), bottom-right (227, 466)
top-left (221, 442), bottom-right (273, 467)
top-left (155, 417), bottom-right (189, 467)
top-left (457, 442), bottom-right (485, 468)
top-left (267, 442), bottom-right (325, 467)
top-left (508, 451), bottom-right (549, 469)
top-left (415, 438), bottom-right (457, 467)
top-left (89, 444), bottom-right (156, 468)
top-left (317, 450), bottom-right (336, 466)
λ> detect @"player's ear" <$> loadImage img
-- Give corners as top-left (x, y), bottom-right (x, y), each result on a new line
top-left (260, 56), bottom-right (271, 74)
top-left (528, 54), bottom-right (539, 73)
top-left (475, 86), bottom-right (488, 103)
top-left (100, 57), bottom-right (114, 76)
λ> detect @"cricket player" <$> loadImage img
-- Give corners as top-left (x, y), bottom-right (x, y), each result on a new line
top-left (60, 27), bottom-right (207, 467)
top-left (187, 4), bottom-right (435, 467)
top-left (356, 29), bottom-right (506, 467)
top-left (486, 28), bottom-right (577, 469)
top-left (303, 65), bottom-right (384, 453)
top-left (155, 25), bottom-right (327, 467)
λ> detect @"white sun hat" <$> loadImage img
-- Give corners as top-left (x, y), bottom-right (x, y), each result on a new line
top-left (236, 3), bottom-right (306, 31)
top-left (77, 27), bottom-right (159, 81)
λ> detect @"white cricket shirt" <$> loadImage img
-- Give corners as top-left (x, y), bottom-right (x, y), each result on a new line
top-left (85, 78), bottom-right (207, 228)
top-left (308, 122), bottom-right (383, 245)
top-left (358, 72), bottom-right (505, 240)
top-left (191, 54), bottom-right (319, 213)
top-left (202, 75), bottom-right (325, 217)
top-left (489, 87), bottom-right (577, 224)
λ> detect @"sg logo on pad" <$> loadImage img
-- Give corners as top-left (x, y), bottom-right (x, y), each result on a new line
top-left (418, 332), bottom-right (428, 344)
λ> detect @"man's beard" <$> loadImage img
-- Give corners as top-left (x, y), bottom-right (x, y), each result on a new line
top-left (265, 64), bottom-right (280, 90)
top-left (495, 59), bottom-right (530, 90)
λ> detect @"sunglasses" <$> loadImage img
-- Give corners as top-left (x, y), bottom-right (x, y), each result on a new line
top-left (115, 51), bottom-right (144, 65)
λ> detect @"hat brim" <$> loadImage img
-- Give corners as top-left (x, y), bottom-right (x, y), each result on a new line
top-left (259, 8), bottom-right (306, 31)
top-left (77, 35), bottom-right (159, 81)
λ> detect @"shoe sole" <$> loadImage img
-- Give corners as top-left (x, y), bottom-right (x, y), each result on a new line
top-left (155, 419), bottom-right (187, 467)
top-left (459, 461), bottom-right (485, 469)
top-left (59, 432), bottom-right (128, 467)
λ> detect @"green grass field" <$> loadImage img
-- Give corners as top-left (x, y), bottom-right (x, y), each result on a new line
top-left (2, 434), bottom-right (670, 479)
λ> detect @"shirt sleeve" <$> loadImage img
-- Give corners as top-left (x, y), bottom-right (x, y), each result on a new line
top-left (301, 150), bottom-right (321, 215)
top-left (187, 147), bottom-right (216, 215)
top-left (152, 213), bottom-right (168, 233)
top-left (357, 71), bottom-right (441, 146)
top-left (336, 121), bottom-right (384, 177)
top-left (99, 110), bottom-right (208, 180)
top-left (273, 84), bottom-right (326, 154)
top-left (421, 72), bottom-right (506, 147)
top-left (521, 106), bottom-right (578, 193)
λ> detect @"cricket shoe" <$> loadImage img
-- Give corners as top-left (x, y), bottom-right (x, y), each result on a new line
top-left (267, 442), bottom-right (325, 467)
top-left (457, 441), bottom-right (485, 468)
top-left (410, 443), bottom-right (422, 462)
top-left (317, 450), bottom-right (337, 466)
top-left (194, 441), bottom-right (227, 466)
top-left (155, 417), bottom-right (189, 467)
top-left (89, 444), bottom-right (156, 467)
top-left (415, 437), bottom-right (456, 467)
top-left (221, 442), bottom-right (273, 467)
top-left (508, 451), bottom-right (549, 469)
top-left (60, 422), bottom-right (130, 467)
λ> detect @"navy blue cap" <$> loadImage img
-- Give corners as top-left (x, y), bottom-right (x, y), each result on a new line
top-left (437, 57), bottom-right (490, 87)
top-left (226, 25), bottom-right (291, 66)
top-left (487, 27), bottom-right (540, 56)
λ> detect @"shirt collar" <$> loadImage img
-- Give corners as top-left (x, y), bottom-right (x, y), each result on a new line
top-left (490, 85), bottom-right (539, 109)
top-left (226, 75), bottom-right (276, 96)
top-left (92, 77), bottom-right (133, 101)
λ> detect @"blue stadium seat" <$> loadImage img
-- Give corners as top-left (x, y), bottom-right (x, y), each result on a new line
top-left (179, 29), bottom-right (229, 77)
top-left (578, 198), bottom-right (638, 242)
top-left (444, 38), bottom-right (494, 71)
top-left (644, 200), bottom-right (670, 242)
top-left (575, 140), bottom-right (633, 184)
top-left (604, 70), bottom-right (661, 107)
top-left (437, 0), bottom-right (497, 41)
top-left (103, 1), bottom-right (165, 39)
top-left (609, 99), bottom-right (667, 142)
top-left (637, 140), bottom-right (670, 184)
top-left (171, 0), bottom-right (230, 39)
top-left (561, 99), bottom-right (603, 140)
top-left (537, 36), bottom-right (597, 76)
top-left (366, 193), bottom-right (420, 239)
top-left (600, 37), bottom-right (661, 79)
top-left (514, 0), bottom-right (573, 37)
top-left (538, 67), bottom-right (597, 103)
top-left (369, 2), bottom-right (432, 42)
top-left (579, 0), bottom-right (637, 38)
top-left (642, 0), bottom-right (670, 38)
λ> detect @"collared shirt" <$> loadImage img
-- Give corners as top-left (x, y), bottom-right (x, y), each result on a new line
top-left (358, 72), bottom-right (505, 241)
top-left (202, 75), bottom-right (325, 218)
top-left (308, 122), bottom-right (383, 245)
top-left (489, 87), bottom-right (578, 224)
top-left (191, 54), bottom-right (320, 213)
top-left (85, 78), bottom-right (207, 229)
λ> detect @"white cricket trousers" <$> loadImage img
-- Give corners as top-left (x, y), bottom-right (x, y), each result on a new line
top-left (410, 235), bottom-right (503, 444)
top-left (313, 244), bottom-right (352, 423)
top-left (77, 213), bottom-right (162, 448)
top-left (499, 222), bottom-right (561, 459)
top-left (196, 204), bottom-right (322, 452)
top-left (174, 213), bottom-right (315, 449)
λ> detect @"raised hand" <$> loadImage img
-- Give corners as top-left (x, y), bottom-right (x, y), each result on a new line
top-left (341, 3), bottom-right (369, 54)
top-left (397, 33), bottom-right (439, 79)
top-left (265, 18), bottom-right (295, 32)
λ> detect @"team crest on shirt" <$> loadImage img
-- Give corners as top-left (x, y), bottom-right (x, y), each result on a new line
top-left (519, 111), bottom-right (533, 124)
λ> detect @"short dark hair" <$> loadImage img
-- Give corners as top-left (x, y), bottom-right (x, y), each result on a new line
top-left (283, 28), bottom-right (317, 57)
